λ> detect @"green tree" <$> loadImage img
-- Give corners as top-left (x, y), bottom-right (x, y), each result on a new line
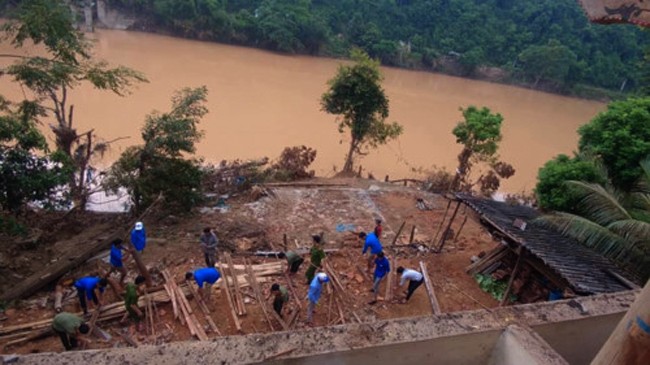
top-left (104, 87), bottom-right (208, 213)
top-left (518, 39), bottom-right (577, 88)
top-left (0, 0), bottom-right (146, 209)
top-left (451, 106), bottom-right (514, 193)
top-left (538, 159), bottom-right (650, 280)
top-left (321, 49), bottom-right (402, 173)
top-left (578, 98), bottom-right (650, 191)
top-left (535, 154), bottom-right (606, 212)
top-left (0, 98), bottom-right (70, 212)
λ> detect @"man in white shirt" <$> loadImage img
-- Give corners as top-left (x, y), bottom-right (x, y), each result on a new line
top-left (397, 266), bottom-right (424, 303)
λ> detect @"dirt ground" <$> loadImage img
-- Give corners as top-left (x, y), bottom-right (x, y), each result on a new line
top-left (0, 178), bottom-right (500, 355)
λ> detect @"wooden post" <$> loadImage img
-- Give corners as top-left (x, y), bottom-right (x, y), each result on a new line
top-left (500, 248), bottom-right (524, 307)
top-left (419, 262), bottom-right (441, 315)
top-left (283, 234), bottom-right (288, 250)
top-left (391, 221), bottom-right (407, 246)
top-left (409, 225), bottom-right (416, 244)
top-left (454, 215), bottom-right (469, 242)
top-left (433, 199), bottom-right (452, 243)
top-left (591, 279), bottom-right (650, 365)
top-left (385, 256), bottom-right (394, 301)
top-left (284, 273), bottom-right (302, 310)
top-left (437, 201), bottom-right (461, 252)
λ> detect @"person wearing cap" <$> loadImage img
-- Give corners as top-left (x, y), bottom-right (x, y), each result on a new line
top-left (52, 312), bottom-right (90, 351)
top-left (74, 276), bottom-right (107, 315)
top-left (305, 235), bottom-right (326, 284)
top-left (397, 266), bottom-right (424, 303)
top-left (374, 219), bottom-right (383, 238)
top-left (359, 231), bottom-right (383, 274)
top-left (186, 267), bottom-right (221, 302)
top-left (270, 283), bottom-right (289, 317)
top-left (130, 221), bottom-right (147, 253)
top-left (306, 272), bottom-right (329, 325)
top-left (109, 238), bottom-right (131, 284)
top-left (369, 251), bottom-right (390, 305)
top-left (200, 227), bottom-right (219, 267)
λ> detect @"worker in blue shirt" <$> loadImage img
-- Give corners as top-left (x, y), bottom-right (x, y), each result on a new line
top-left (74, 276), bottom-right (107, 315)
top-left (186, 267), bottom-right (221, 302)
top-left (306, 272), bottom-right (329, 325)
top-left (359, 231), bottom-right (383, 274)
top-left (109, 238), bottom-right (131, 285)
top-left (369, 251), bottom-right (390, 305)
top-left (130, 221), bottom-right (146, 253)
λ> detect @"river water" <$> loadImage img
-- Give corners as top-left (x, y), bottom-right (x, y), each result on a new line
top-left (0, 29), bottom-right (605, 193)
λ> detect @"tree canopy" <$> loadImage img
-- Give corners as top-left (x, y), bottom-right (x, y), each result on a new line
top-left (321, 49), bottom-right (402, 173)
top-left (99, 0), bottom-right (650, 94)
top-left (1, 0), bottom-right (146, 209)
top-left (103, 87), bottom-right (208, 213)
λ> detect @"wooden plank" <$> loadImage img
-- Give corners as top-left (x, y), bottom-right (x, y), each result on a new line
top-left (269, 306), bottom-right (289, 331)
top-left (177, 286), bottom-right (208, 341)
top-left (245, 259), bottom-right (274, 331)
top-left (218, 262), bottom-right (243, 333)
top-left (225, 253), bottom-right (247, 315)
top-left (163, 283), bottom-right (179, 321)
top-left (500, 248), bottom-right (524, 307)
top-left (419, 262), bottom-right (441, 315)
top-left (466, 245), bottom-right (507, 274)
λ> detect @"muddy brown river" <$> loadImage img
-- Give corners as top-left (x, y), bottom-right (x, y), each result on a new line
top-left (1, 29), bottom-right (605, 193)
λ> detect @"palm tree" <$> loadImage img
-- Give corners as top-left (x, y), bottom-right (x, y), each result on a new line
top-left (538, 159), bottom-right (650, 281)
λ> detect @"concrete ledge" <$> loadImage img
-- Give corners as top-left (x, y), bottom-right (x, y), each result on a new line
top-left (8, 290), bottom-right (637, 365)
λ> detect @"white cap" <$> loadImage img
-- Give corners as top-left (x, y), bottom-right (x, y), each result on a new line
top-left (316, 273), bottom-right (329, 283)
top-left (135, 222), bottom-right (143, 230)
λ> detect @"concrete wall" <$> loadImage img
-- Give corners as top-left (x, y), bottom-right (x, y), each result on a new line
top-left (534, 313), bottom-right (624, 365)
top-left (269, 330), bottom-right (502, 365)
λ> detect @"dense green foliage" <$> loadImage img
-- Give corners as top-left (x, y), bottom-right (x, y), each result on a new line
top-left (578, 98), bottom-right (650, 191)
top-left (535, 154), bottom-right (606, 212)
top-left (321, 50), bottom-right (402, 173)
top-left (103, 0), bottom-right (649, 92)
top-left (538, 161), bottom-right (650, 281)
top-left (0, 98), bottom-right (70, 211)
top-left (1, 0), bottom-right (146, 209)
top-left (451, 106), bottom-right (514, 194)
top-left (104, 87), bottom-right (208, 213)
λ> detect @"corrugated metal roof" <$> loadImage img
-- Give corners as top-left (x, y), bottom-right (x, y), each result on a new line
top-left (457, 194), bottom-right (631, 294)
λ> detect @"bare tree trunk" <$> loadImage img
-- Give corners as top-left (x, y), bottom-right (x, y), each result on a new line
top-left (342, 140), bottom-right (357, 173)
top-left (451, 147), bottom-right (472, 192)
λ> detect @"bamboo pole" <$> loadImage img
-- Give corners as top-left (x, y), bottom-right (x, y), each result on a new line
top-left (454, 215), bottom-right (469, 243)
top-left (284, 273), bottom-right (303, 310)
top-left (433, 199), bottom-right (452, 243)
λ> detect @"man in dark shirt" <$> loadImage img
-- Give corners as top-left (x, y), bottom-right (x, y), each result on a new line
top-left (52, 312), bottom-right (90, 351)
top-left (270, 283), bottom-right (289, 317)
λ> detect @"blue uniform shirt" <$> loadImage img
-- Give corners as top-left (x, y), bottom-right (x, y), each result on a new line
top-left (194, 268), bottom-right (221, 288)
top-left (308, 276), bottom-right (324, 303)
top-left (374, 256), bottom-right (390, 279)
top-left (74, 277), bottom-right (104, 299)
top-left (131, 228), bottom-right (147, 252)
top-left (362, 232), bottom-right (383, 255)
top-left (110, 245), bottom-right (123, 267)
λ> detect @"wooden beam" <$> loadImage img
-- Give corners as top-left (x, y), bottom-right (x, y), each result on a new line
top-left (419, 262), bottom-right (441, 315)
top-left (409, 225), bottom-right (416, 244)
top-left (500, 248), bottom-right (524, 307)
top-left (245, 259), bottom-right (274, 331)
top-left (454, 215), bottom-right (469, 242)
top-left (284, 273), bottom-right (302, 310)
top-left (466, 245), bottom-right (507, 274)
top-left (269, 306), bottom-right (289, 331)
top-left (225, 253), bottom-right (246, 315)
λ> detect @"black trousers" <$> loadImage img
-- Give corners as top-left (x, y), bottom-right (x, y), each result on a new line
top-left (273, 297), bottom-right (284, 317)
top-left (54, 327), bottom-right (78, 351)
top-left (78, 289), bottom-right (98, 314)
top-left (406, 279), bottom-right (424, 301)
